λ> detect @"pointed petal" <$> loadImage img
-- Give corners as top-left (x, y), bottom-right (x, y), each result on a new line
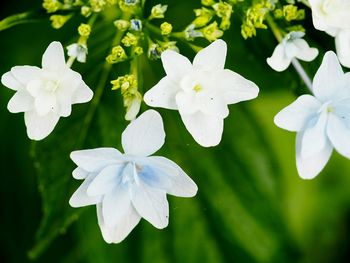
top-left (312, 51), bottom-right (344, 101)
top-left (274, 95), bottom-right (321, 132)
top-left (24, 111), bottom-right (59, 140)
top-left (11, 66), bottom-right (41, 85)
top-left (175, 91), bottom-right (198, 115)
top-left (72, 167), bottom-right (89, 179)
top-left (1, 71), bottom-right (24, 91)
top-left (42, 41), bottom-right (66, 71)
top-left (197, 91), bottom-right (229, 118)
top-left (193, 39), bottom-right (227, 71)
top-left (122, 110), bottom-right (165, 156)
top-left (70, 148), bottom-right (123, 172)
top-left (72, 82), bottom-right (94, 104)
top-left (267, 43), bottom-right (291, 72)
top-left (301, 111), bottom-right (328, 159)
top-left (7, 91), bottom-right (34, 113)
top-left (335, 29), bottom-right (350, 68)
top-left (144, 76), bottom-right (179, 110)
top-left (87, 164), bottom-right (124, 196)
top-left (212, 69), bottom-right (259, 104)
top-left (181, 112), bottom-right (223, 147)
top-left (161, 50), bottom-right (192, 80)
top-left (131, 180), bottom-right (169, 229)
top-left (97, 203), bottom-right (141, 244)
top-left (327, 113), bottom-right (350, 159)
top-left (102, 185), bottom-right (132, 227)
top-left (144, 156), bottom-right (198, 197)
top-left (69, 174), bottom-right (102, 207)
top-left (296, 131), bottom-right (333, 179)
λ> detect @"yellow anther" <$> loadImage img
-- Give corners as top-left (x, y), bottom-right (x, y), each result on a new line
top-left (193, 84), bottom-right (202, 92)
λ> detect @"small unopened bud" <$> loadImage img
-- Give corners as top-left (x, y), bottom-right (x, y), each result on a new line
top-left (160, 22), bottom-right (173, 35)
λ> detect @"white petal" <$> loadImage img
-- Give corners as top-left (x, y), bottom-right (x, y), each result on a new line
top-left (69, 174), bottom-right (102, 207)
top-left (87, 164), bottom-right (124, 196)
top-left (181, 111), bottom-right (223, 147)
top-left (42, 41), bottom-right (67, 71)
top-left (296, 131), bottom-right (333, 179)
top-left (7, 91), bottom-right (34, 113)
top-left (144, 76), bottom-right (179, 110)
top-left (1, 71), bottom-right (24, 91)
top-left (161, 50), bottom-right (193, 80)
top-left (125, 97), bottom-right (141, 121)
top-left (175, 91), bottom-right (198, 115)
top-left (327, 113), bottom-right (350, 159)
top-left (72, 167), bottom-right (89, 179)
top-left (197, 91), bottom-right (229, 118)
top-left (72, 82), bottom-right (93, 104)
top-left (131, 180), bottom-right (169, 229)
top-left (274, 95), bottom-right (321, 132)
top-left (122, 110), bottom-right (165, 156)
top-left (335, 29), bottom-right (350, 68)
top-left (144, 156), bottom-right (198, 197)
top-left (102, 184), bottom-right (132, 227)
top-left (24, 111), bottom-right (60, 140)
top-left (193, 39), bottom-right (227, 71)
top-left (292, 39), bottom-right (319, 62)
top-left (301, 111), bottom-right (328, 159)
top-left (212, 69), bottom-right (259, 104)
top-left (312, 51), bottom-right (344, 102)
top-left (267, 43), bottom-right (291, 72)
top-left (11, 66), bottom-right (41, 85)
top-left (34, 92), bottom-right (58, 116)
top-left (70, 148), bottom-right (123, 172)
top-left (97, 203), bottom-right (141, 244)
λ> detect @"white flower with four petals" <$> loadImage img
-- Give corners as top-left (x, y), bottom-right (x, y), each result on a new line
top-left (69, 110), bottom-right (198, 243)
top-left (1, 41), bottom-right (93, 140)
top-left (144, 39), bottom-right (259, 147)
top-left (275, 51), bottom-right (350, 179)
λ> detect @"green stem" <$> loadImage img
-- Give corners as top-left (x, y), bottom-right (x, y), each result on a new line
top-left (265, 14), bottom-right (283, 42)
top-left (0, 10), bottom-right (45, 31)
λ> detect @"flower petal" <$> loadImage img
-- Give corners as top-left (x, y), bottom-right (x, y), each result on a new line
top-left (34, 92), bottom-right (58, 116)
top-left (197, 91), bottom-right (229, 118)
top-left (122, 110), bottom-right (165, 156)
top-left (97, 203), bottom-right (141, 244)
top-left (7, 91), bottom-right (34, 113)
top-left (131, 179), bottom-right (169, 229)
top-left (42, 41), bottom-right (66, 71)
top-left (212, 69), bottom-right (259, 104)
top-left (161, 50), bottom-right (192, 80)
top-left (335, 29), bottom-right (350, 68)
top-left (70, 148), bottom-right (123, 172)
top-left (24, 111), bottom-right (59, 140)
top-left (181, 111), bottom-right (223, 147)
top-left (327, 113), bottom-right (350, 159)
top-left (291, 39), bottom-right (319, 62)
top-left (72, 167), bottom-right (89, 179)
top-left (312, 51), bottom-right (344, 102)
top-left (274, 95), bottom-right (321, 132)
top-left (1, 71), bottom-right (24, 91)
top-left (72, 82), bottom-right (94, 104)
top-left (267, 43), bottom-right (291, 72)
top-left (193, 39), bottom-right (227, 71)
top-left (69, 174), bottom-right (102, 207)
top-left (301, 110), bottom-right (328, 159)
top-left (144, 76), bottom-right (179, 110)
top-left (11, 66), bottom-right (41, 85)
top-left (296, 131), bottom-right (333, 179)
top-left (144, 156), bottom-right (198, 197)
top-left (102, 184), bottom-right (132, 227)
top-left (175, 91), bottom-right (198, 115)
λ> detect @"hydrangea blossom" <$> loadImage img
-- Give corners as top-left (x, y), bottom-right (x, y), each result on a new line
top-left (144, 39), bottom-right (259, 147)
top-left (69, 110), bottom-right (198, 243)
top-left (274, 51), bottom-right (350, 179)
top-left (1, 41), bottom-right (93, 140)
top-left (267, 31), bottom-right (319, 72)
top-left (309, 0), bottom-right (350, 67)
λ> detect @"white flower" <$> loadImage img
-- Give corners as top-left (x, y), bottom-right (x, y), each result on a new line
top-left (69, 110), bottom-right (198, 243)
top-left (309, 0), bottom-right (350, 67)
top-left (67, 43), bottom-right (88, 63)
top-left (274, 51), bottom-right (350, 179)
top-left (1, 41), bottom-right (93, 140)
top-left (144, 39), bottom-right (259, 147)
top-left (267, 31), bottom-right (319, 72)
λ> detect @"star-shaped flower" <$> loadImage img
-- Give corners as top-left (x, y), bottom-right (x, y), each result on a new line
top-left (274, 51), bottom-right (350, 179)
top-left (267, 31), bottom-right (319, 72)
top-left (1, 41), bottom-right (93, 140)
top-left (309, 0), bottom-right (350, 67)
top-left (144, 39), bottom-right (259, 147)
top-left (69, 110), bottom-right (197, 243)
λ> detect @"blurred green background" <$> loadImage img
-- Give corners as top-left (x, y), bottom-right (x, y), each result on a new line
top-left (1, 0), bottom-right (350, 262)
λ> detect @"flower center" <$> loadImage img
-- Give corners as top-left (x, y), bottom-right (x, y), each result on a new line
top-left (45, 80), bottom-right (59, 92)
top-left (193, 84), bottom-right (202, 92)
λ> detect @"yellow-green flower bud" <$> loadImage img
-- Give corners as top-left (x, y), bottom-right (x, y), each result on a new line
top-left (213, 1), bottom-right (232, 18)
top-left (274, 9), bottom-right (283, 19)
top-left (201, 0), bottom-right (215, 6)
top-left (81, 6), bottom-right (92, 17)
top-left (114, 19), bottom-right (130, 31)
top-left (106, 45), bottom-right (127, 64)
top-left (201, 21), bottom-right (223, 42)
top-left (89, 0), bottom-right (106, 12)
top-left (283, 5), bottom-right (298, 21)
top-left (43, 0), bottom-right (61, 13)
top-left (241, 21), bottom-right (256, 39)
top-left (106, 0), bottom-right (117, 5)
top-left (121, 32), bottom-right (138, 47)
top-left (50, 15), bottom-right (72, 29)
top-left (150, 4), bottom-right (168, 19)
top-left (160, 22), bottom-right (173, 35)
top-left (134, 46), bottom-right (143, 56)
top-left (78, 23), bottom-right (91, 37)
top-left (220, 17), bottom-right (231, 31)
top-left (193, 8), bottom-right (214, 28)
